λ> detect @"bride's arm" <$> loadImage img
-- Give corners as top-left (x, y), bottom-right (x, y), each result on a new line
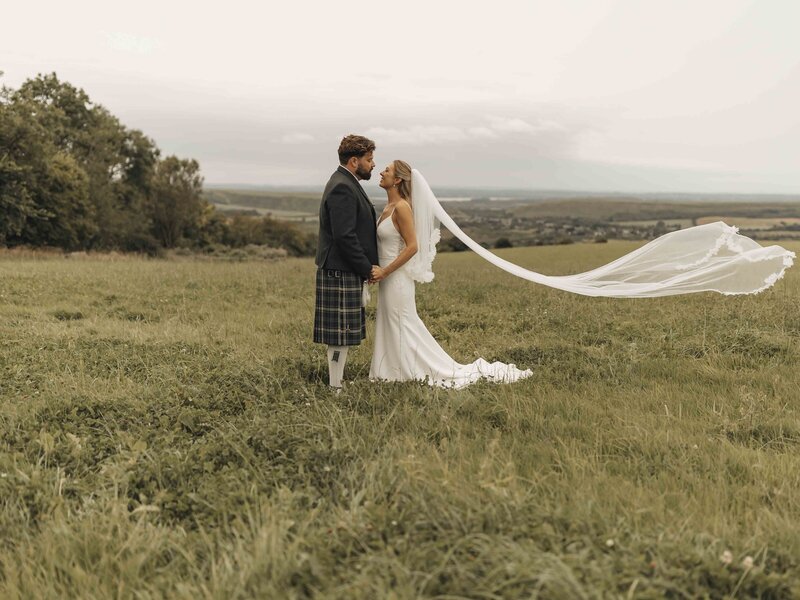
top-left (374, 201), bottom-right (418, 281)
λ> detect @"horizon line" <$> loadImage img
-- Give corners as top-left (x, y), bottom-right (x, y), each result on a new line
top-left (203, 182), bottom-right (800, 199)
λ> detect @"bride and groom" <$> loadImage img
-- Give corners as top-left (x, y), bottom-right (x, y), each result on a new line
top-left (314, 134), bottom-right (795, 391)
top-left (313, 134), bottom-right (532, 390)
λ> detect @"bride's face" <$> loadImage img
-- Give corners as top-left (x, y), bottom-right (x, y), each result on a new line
top-left (379, 164), bottom-right (398, 190)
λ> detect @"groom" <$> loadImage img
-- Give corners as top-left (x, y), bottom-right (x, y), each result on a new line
top-left (313, 134), bottom-right (379, 390)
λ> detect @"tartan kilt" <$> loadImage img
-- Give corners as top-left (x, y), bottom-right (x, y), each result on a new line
top-left (313, 268), bottom-right (366, 346)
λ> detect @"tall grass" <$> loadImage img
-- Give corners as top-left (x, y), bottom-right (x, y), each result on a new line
top-left (1, 241), bottom-right (798, 598)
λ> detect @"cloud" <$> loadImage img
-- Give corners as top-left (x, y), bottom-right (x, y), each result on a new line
top-left (366, 117), bottom-right (567, 146)
top-left (467, 126), bottom-right (498, 139)
top-left (104, 32), bottom-right (160, 55)
top-left (592, 155), bottom-right (728, 172)
top-left (487, 116), bottom-right (566, 135)
top-left (280, 132), bottom-right (316, 144)
top-left (364, 126), bottom-right (470, 145)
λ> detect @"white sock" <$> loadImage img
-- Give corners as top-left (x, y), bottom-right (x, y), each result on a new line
top-left (327, 346), bottom-right (349, 388)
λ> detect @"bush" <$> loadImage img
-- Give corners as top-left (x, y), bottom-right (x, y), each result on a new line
top-left (221, 215), bottom-right (316, 257)
top-left (440, 237), bottom-right (468, 252)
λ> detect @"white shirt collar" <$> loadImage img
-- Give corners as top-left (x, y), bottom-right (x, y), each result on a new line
top-left (339, 165), bottom-right (361, 183)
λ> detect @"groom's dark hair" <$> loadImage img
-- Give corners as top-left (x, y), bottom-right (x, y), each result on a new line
top-left (338, 135), bottom-right (376, 165)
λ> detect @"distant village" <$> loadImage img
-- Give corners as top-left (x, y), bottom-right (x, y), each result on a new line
top-left (209, 188), bottom-right (800, 254)
top-left (438, 211), bottom-right (684, 251)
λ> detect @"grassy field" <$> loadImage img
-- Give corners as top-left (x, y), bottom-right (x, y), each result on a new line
top-left (1, 241), bottom-right (799, 598)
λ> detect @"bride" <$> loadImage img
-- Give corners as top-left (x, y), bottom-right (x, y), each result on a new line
top-left (366, 160), bottom-right (795, 387)
top-left (368, 160), bottom-right (533, 388)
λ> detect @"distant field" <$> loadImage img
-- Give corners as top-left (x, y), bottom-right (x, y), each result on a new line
top-left (696, 216), bottom-right (800, 229)
top-left (205, 189), bottom-right (321, 231)
top-left (1, 242), bottom-right (799, 597)
top-left (214, 203), bottom-right (318, 222)
top-left (614, 219), bottom-right (695, 228)
top-left (204, 189), bottom-right (800, 231)
top-left (512, 198), bottom-right (800, 222)
top-left (765, 230), bottom-right (800, 238)
top-left (614, 217), bottom-right (800, 233)
top-left (204, 189), bottom-right (321, 214)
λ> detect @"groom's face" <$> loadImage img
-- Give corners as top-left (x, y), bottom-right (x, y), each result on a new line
top-left (354, 151), bottom-right (375, 180)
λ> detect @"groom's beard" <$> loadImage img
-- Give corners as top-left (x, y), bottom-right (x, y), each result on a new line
top-left (356, 167), bottom-right (372, 180)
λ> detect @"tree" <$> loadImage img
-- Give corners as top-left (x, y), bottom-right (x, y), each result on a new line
top-left (0, 89), bottom-right (49, 244)
top-left (1, 84), bottom-right (97, 248)
top-left (442, 236), bottom-right (468, 252)
top-left (28, 151), bottom-right (95, 249)
top-left (0, 98), bottom-right (95, 248)
top-left (148, 156), bottom-right (206, 248)
top-left (97, 128), bottom-right (161, 252)
top-left (0, 72), bottom-right (321, 258)
top-left (0, 73), bottom-right (174, 251)
top-left (219, 214), bottom-right (316, 257)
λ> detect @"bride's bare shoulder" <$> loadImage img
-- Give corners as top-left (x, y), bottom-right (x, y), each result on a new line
top-left (392, 200), bottom-right (413, 221)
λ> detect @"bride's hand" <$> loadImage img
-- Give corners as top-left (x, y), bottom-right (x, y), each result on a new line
top-left (371, 266), bottom-right (387, 282)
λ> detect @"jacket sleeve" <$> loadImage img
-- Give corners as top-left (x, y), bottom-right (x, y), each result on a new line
top-left (326, 183), bottom-right (373, 279)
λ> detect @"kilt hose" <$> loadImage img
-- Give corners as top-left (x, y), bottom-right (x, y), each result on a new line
top-left (313, 268), bottom-right (366, 346)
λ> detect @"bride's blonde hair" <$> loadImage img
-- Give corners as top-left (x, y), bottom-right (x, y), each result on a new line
top-left (393, 160), bottom-right (413, 202)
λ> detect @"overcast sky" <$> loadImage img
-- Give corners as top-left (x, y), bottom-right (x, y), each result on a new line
top-left (3, 0), bottom-right (800, 193)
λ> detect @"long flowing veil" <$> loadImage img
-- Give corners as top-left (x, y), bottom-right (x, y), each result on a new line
top-left (410, 169), bottom-right (795, 297)
top-left (406, 169), bottom-right (441, 283)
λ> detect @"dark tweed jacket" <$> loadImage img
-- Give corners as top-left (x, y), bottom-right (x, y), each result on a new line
top-left (315, 166), bottom-right (378, 280)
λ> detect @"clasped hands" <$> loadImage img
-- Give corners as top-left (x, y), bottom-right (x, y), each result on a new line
top-left (368, 265), bottom-right (387, 284)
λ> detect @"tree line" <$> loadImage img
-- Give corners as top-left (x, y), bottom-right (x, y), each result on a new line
top-left (0, 72), bottom-right (315, 256)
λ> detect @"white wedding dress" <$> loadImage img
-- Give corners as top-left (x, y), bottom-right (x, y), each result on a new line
top-left (369, 206), bottom-right (533, 388)
top-left (367, 168), bottom-right (795, 387)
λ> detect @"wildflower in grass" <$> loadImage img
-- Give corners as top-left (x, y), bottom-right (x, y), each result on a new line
top-left (720, 550), bottom-right (733, 565)
top-left (742, 556), bottom-right (754, 569)
top-left (605, 539), bottom-right (615, 548)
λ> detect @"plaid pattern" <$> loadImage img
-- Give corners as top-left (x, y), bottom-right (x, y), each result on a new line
top-left (313, 269), bottom-right (366, 346)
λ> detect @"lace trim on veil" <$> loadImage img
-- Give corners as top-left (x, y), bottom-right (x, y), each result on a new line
top-left (723, 252), bottom-right (795, 296)
top-left (674, 224), bottom-right (745, 271)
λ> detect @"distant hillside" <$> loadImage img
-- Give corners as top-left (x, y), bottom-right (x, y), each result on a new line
top-left (510, 198), bottom-right (800, 222)
top-left (202, 187), bottom-right (800, 239)
top-left (204, 189), bottom-right (321, 213)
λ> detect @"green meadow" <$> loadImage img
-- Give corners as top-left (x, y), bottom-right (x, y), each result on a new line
top-left (1, 241), bottom-right (799, 598)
